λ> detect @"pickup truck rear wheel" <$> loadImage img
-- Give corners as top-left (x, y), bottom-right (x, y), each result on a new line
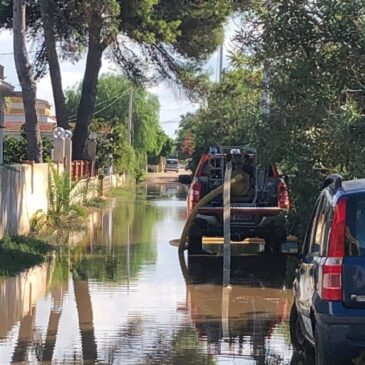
top-left (264, 236), bottom-right (282, 254)
top-left (188, 223), bottom-right (204, 255)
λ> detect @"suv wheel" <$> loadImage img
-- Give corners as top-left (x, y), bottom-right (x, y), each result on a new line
top-left (290, 304), bottom-right (308, 351)
top-left (315, 329), bottom-right (351, 365)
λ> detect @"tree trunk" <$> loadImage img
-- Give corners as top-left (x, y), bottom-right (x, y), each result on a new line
top-left (13, 0), bottom-right (42, 162)
top-left (42, 287), bottom-right (63, 361)
top-left (72, 12), bottom-right (104, 160)
top-left (11, 308), bottom-right (35, 362)
top-left (39, 0), bottom-right (69, 129)
top-left (73, 279), bottom-right (98, 361)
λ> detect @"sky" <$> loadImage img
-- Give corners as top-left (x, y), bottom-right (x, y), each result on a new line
top-left (0, 19), bottom-right (237, 137)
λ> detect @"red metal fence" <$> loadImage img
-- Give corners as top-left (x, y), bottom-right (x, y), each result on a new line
top-left (71, 160), bottom-right (96, 181)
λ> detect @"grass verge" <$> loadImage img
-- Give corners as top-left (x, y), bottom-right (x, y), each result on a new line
top-left (109, 184), bottom-right (136, 198)
top-left (0, 236), bottom-right (53, 277)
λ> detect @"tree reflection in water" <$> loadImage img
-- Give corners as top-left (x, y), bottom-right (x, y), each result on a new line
top-left (2, 194), bottom-right (163, 363)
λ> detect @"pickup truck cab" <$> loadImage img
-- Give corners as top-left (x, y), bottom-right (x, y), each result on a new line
top-left (186, 146), bottom-right (289, 254)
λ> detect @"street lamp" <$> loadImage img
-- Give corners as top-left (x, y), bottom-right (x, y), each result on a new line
top-left (53, 127), bottom-right (65, 139)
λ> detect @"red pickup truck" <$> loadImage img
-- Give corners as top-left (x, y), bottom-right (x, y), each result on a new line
top-left (186, 147), bottom-right (290, 254)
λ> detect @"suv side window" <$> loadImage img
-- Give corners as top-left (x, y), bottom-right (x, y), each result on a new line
top-left (303, 198), bottom-right (322, 256)
top-left (308, 195), bottom-right (331, 256)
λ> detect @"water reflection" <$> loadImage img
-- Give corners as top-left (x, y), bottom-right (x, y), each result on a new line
top-left (182, 258), bottom-right (293, 364)
top-left (290, 350), bottom-right (315, 365)
top-left (0, 183), bottom-right (298, 364)
top-left (143, 182), bottom-right (188, 201)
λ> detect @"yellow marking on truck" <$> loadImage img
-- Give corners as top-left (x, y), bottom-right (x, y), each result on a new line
top-left (202, 237), bottom-right (265, 245)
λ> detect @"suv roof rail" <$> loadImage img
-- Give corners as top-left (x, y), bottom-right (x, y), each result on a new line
top-left (323, 174), bottom-right (343, 191)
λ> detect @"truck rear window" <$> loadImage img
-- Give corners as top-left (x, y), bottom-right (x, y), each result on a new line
top-left (346, 195), bottom-right (365, 256)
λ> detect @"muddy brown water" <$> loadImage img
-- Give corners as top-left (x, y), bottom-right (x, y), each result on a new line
top-left (0, 183), bottom-right (305, 365)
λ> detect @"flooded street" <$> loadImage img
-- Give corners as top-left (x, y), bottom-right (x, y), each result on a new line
top-left (0, 183), bottom-right (298, 365)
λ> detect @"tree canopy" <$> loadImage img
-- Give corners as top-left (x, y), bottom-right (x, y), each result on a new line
top-left (231, 0), bottom-right (365, 236)
top-left (176, 0), bottom-right (365, 237)
top-left (66, 74), bottom-right (171, 178)
top-left (176, 67), bottom-right (262, 163)
top-left (0, 0), bottom-right (233, 159)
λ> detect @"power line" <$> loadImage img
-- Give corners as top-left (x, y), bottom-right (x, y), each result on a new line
top-left (0, 47), bottom-right (66, 56)
top-left (94, 88), bottom-right (132, 116)
top-left (68, 88), bottom-right (131, 120)
top-left (0, 50), bottom-right (36, 56)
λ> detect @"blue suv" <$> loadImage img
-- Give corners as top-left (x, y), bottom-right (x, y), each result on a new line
top-left (290, 175), bottom-right (365, 365)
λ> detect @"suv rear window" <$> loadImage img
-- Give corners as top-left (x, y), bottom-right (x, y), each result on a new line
top-left (167, 159), bottom-right (178, 165)
top-left (346, 195), bottom-right (365, 256)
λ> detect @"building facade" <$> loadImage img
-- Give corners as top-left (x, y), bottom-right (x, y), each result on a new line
top-left (4, 92), bottom-right (56, 138)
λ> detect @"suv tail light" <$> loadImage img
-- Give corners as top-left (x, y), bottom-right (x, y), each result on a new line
top-left (328, 198), bottom-right (347, 257)
top-left (190, 180), bottom-right (201, 208)
top-left (318, 198), bottom-right (347, 301)
top-left (277, 179), bottom-right (290, 210)
top-left (318, 257), bottom-right (343, 301)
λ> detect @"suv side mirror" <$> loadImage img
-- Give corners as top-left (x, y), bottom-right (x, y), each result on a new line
top-left (281, 240), bottom-right (301, 255)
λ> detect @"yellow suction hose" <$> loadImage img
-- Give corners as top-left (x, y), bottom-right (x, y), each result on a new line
top-left (178, 173), bottom-right (244, 254)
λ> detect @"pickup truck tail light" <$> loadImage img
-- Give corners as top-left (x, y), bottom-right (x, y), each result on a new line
top-left (318, 198), bottom-right (346, 301)
top-left (277, 179), bottom-right (290, 210)
top-left (191, 180), bottom-right (202, 208)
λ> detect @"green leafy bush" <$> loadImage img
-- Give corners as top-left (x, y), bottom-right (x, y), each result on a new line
top-left (0, 236), bottom-right (53, 276)
top-left (4, 134), bottom-right (52, 164)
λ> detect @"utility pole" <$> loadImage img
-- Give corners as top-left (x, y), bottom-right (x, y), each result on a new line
top-left (219, 44), bottom-right (224, 82)
top-left (262, 61), bottom-right (270, 116)
top-left (128, 88), bottom-right (133, 145)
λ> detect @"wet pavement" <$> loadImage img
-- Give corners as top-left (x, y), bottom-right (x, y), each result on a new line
top-left (0, 182), bottom-right (304, 364)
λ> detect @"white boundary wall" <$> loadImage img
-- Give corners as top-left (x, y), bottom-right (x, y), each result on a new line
top-left (0, 163), bottom-right (49, 237)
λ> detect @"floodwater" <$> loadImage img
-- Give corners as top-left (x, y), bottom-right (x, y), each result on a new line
top-left (0, 182), bottom-right (303, 365)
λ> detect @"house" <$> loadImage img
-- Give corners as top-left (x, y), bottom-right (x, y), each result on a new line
top-left (4, 93), bottom-right (57, 138)
top-left (0, 65), bottom-right (56, 138)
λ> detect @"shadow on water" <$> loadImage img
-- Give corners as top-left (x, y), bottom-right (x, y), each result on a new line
top-left (187, 253), bottom-right (299, 288)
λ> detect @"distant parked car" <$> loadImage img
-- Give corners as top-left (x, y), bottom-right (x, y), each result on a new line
top-left (290, 174), bottom-right (365, 365)
top-left (164, 158), bottom-right (179, 173)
